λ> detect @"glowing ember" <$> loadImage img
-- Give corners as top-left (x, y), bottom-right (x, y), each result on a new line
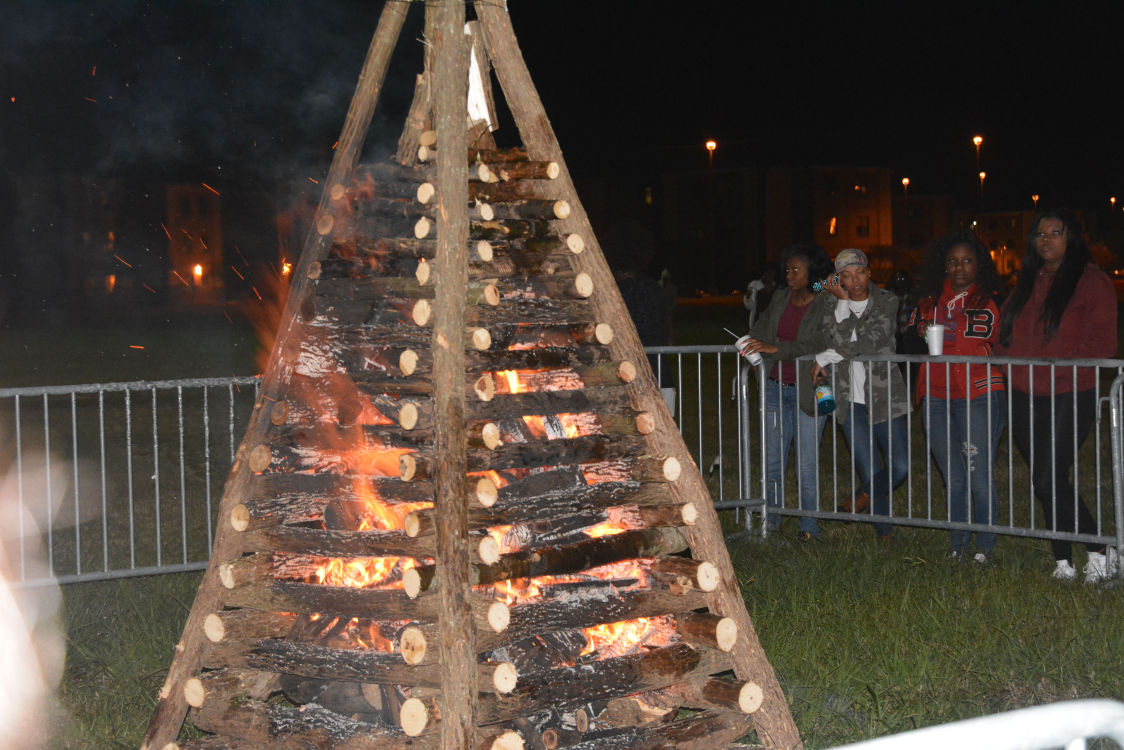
top-left (584, 519), bottom-right (626, 539)
top-left (580, 615), bottom-right (675, 657)
top-left (313, 555), bottom-right (417, 589)
top-left (497, 369), bottom-right (529, 394)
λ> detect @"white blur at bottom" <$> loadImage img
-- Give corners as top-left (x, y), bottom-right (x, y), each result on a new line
top-left (828, 699), bottom-right (1124, 750)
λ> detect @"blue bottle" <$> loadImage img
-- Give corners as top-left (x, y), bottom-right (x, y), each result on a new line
top-left (814, 376), bottom-right (836, 415)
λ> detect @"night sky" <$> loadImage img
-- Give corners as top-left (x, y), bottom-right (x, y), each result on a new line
top-left (3, 1), bottom-right (1123, 211)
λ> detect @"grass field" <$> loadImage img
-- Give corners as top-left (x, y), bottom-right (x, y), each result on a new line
top-left (7, 304), bottom-right (1124, 749)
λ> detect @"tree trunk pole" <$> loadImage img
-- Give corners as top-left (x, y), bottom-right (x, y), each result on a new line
top-left (473, 4), bottom-right (803, 749)
top-left (430, 1), bottom-right (477, 748)
top-left (141, 4), bottom-right (410, 748)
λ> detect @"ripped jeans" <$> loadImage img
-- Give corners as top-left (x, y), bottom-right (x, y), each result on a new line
top-left (922, 392), bottom-right (1007, 554)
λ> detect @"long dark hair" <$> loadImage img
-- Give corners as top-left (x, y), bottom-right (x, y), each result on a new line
top-left (777, 243), bottom-right (833, 293)
top-left (998, 208), bottom-right (1091, 347)
top-left (918, 227), bottom-right (1001, 305)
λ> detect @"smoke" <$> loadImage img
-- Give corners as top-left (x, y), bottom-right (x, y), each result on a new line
top-left (2, 1), bottom-right (418, 180)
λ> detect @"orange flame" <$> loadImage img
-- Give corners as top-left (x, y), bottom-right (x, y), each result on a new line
top-left (580, 615), bottom-right (674, 657)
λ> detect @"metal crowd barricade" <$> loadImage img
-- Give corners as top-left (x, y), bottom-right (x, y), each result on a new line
top-left (1, 376), bottom-right (260, 586)
top-left (743, 351), bottom-right (1124, 566)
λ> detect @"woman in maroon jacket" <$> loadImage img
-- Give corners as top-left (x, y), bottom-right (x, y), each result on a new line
top-left (998, 209), bottom-right (1118, 583)
top-left (912, 229), bottom-right (1005, 563)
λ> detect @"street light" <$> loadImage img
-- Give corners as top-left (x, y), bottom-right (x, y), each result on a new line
top-left (705, 139), bottom-right (717, 168)
top-left (901, 177), bottom-right (910, 195)
top-left (1032, 194), bottom-right (1040, 207)
top-left (1111, 196), bottom-right (1117, 208)
top-left (978, 171), bottom-right (986, 190)
top-left (972, 135), bottom-right (983, 169)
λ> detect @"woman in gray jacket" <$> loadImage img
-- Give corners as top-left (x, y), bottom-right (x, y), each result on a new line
top-left (738, 244), bottom-right (835, 538)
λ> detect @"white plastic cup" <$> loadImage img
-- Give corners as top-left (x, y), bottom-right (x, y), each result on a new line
top-left (735, 335), bottom-right (763, 366)
top-left (926, 324), bottom-right (945, 356)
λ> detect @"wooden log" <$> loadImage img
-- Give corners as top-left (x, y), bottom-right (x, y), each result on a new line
top-left (661, 676), bottom-right (765, 715)
top-left (395, 72), bottom-right (431, 165)
top-left (400, 343), bottom-right (616, 378)
top-left (470, 218), bottom-right (549, 241)
top-left (474, 643), bottom-right (731, 725)
top-left (248, 472), bottom-right (434, 507)
top-left (646, 556), bottom-right (721, 594)
top-left (218, 553), bottom-right (272, 590)
top-left (484, 586), bottom-right (709, 652)
top-left (553, 710), bottom-right (754, 750)
top-left (222, 579), bottom-right (440, 621)
top-left (476, 160), bottom-right (560, 182)
top-left (485, 321), bottom-right (613, 350)
top-left (407, 527), bottom-right (688, 594)
top-left (468, 384), bottom-right (631, 419)
top-left (183, 668), bottom-right (278, 709)
top-left (675, 612), bottom-right (738, 653)
top-left (242, 526), bottom-right (431, 559)
top-left (203, 610), bottom-right (298, 644)
top-left (465, 434), bottom-right (648, 473)
top-left (188, 698), bottom-right (271, 740)
top-left (485, 199), bottom-right (571, 221)
top-left (244, 638), bottom-right (440, 688)
top-left (229, 495), bottom-right (326, 532)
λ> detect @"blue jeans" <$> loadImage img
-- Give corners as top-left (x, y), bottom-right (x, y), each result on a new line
top-left (763, 380), bottom-right (827, 535)
top-left (923, 393), bottom-right (1006, 554)
top-left (841, 403), bottom-right (909, 537)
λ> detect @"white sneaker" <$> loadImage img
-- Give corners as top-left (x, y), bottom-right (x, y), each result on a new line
top-left (973, 552), bottom-right (988, 565)
top-left (1052, 559), bottom-right (1077, 581)
top-left (1084, 548), bottom-right (1120, 584)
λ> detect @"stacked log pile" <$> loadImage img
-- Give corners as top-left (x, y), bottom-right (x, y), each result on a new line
top-left (146, 3), bottom-right (800, 749)
top-left (169, 134), bottom-right (763, 748)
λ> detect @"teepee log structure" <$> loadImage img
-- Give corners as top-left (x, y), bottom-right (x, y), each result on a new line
top-left (143, 2), bottom-right (802, 749)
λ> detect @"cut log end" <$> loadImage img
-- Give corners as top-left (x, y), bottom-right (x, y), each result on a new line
top-left (316, 214), bottom-right (334, 236)
top-left (545, 161), bottom-right (560, 180)
top-left (477, 163), bottom-right (498, 183)
top-left (573, 272), bottom-right (594, 298)
top-left (203, 613), bottom-right (225, 643)
top-left (248, 444), bottom-right (271, 473)
top-left (399, 402), bottom-right (419, 430)
top-left (490, 730), bottom-right (525, 750)
top-left (415, 259), bottom-right (432, 285)
top-left (617, 360), bottom-right (637, 382)
top-left (476, 476), bottom-right (499, 507)
top-left (218, 562), bottom-right (236, 590)
top-left (398, 626), bottom-right (428, 666)
top-left (566, 233), bottom-right (585, 254)
top-left (594, 323), bottom-right (614, 345)
top-left (663, 456), bottom-right (682, 482)
top-left (306, 261), bottom-right (322, 280)
top-left (418, 129), bottom-right (437, 147)
top-left (681, 502), bottom-right (699, 526)
top-left (476, 240), bottom-right (494, 262)
top-left (417, 144), bottom-right (432, 163)
top-left (399, 454), bottom-right (419, 482)
top-left (414, 216), bottom-right (431, 239)
top-left (416, 181), bottom-right (436, 204)
top-left (403, 567), bottom-right (422, 599)
top-left (471, 328), bottom-right (492, 351)
top-left (477, 201), bottom-right (495, 221)
top-left (739, 681), bottom-right (764, 714)
top-left (329, 183), bottom-right (345, 201)
top-left (696, 561), bottom-right (720, 592)
top-left (399, 697), bottom-right (429, 737)
top-left (474, 374), bottom-right (496, 401)
top-left (269, 400), bottom-right (289, 426)
top-left (478, 535), bottom-right (501, 565)
top-left (230, 503), bottom-right (250, 532)
top-left (399, 348), bottom-right (419, 375)
top-left (552, 199), bottom-right (571, 219)
top-left (412, 299), bottom-right (432, 327)
top-left (481, 422), bottom-right (502, 450)
top-left (482, 284), bottom-right (500, 306)
top-left (487, 601), bottom-right (510, 632)
top-left (492, 662), bottom-right (518, 694)
top-left (404, 511), bottom-right (423, 538)
top-left (635, 412), bottom-right (656, 435)
top-left (715, 616), bottom-right (738, 652)
top-left (183, 677), bottom-right (205, 708)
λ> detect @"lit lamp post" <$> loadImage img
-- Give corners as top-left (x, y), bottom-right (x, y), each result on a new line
top-left (705, 139), bottom-right (717, 168)
top-left (901, 176), bottom-right (910, 195)
top-left (1032, 194), bottom-right (1040, 208)
top-left (972, 135), bottom-right (983, 169)
top-left (978, 171), bottom-right (986, 197)
top-left (1111, 196), bottom-right (1117, 208)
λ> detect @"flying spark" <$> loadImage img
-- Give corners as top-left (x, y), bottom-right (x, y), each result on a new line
top-left (129, 345), bottom-right (145, 350)
top-left (172, 270), bottom-right (190, 287)
top-left (202, 183), bottom-right (219, 196)
top-left (113, 254), bottom-right (132, 268)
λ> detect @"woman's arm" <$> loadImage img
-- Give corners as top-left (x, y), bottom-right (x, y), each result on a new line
top-left (832, 290), bottom-right (899, 358)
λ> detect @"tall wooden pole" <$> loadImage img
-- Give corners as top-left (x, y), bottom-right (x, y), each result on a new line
top-left (474, 3), bottom-right (803, 749)
top-left (140, 4), bottom-right (410, 747)
top-left (430, 1), bottom-right (476, 748)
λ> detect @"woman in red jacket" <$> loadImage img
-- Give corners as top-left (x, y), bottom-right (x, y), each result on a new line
top-left (912, 229), bottom-right (1005, 563)
top-left (998, 209), bottom-right (1118, 583)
